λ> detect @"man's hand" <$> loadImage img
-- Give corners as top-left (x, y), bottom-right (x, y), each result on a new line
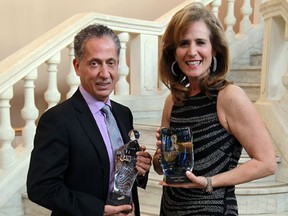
top-left (104, 204), bottom-right (134, 216)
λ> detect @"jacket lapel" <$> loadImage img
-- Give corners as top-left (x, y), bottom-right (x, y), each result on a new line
top-left (71, 90), bottom-right (110, 172)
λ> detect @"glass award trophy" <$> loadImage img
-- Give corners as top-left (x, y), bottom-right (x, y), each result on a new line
top-left (160, 127), bottom-right (194, 183)
top-left (106, 130), bottom-right (141, 206)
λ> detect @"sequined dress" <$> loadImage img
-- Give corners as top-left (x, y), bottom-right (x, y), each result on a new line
top-left (160, 91), bottom-right (242, 216)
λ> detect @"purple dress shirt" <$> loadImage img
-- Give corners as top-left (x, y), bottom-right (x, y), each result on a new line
top-left (79, 85), bottom-right (123, 194)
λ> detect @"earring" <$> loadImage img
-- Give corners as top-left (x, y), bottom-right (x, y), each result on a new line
top-left (211, 56), bottom-right (217, 73)
top-left (171, 61), bottom-right (179, 77)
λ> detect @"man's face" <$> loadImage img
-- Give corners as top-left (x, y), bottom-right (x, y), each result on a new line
top-left (73, 37), bottom-right (119, 102)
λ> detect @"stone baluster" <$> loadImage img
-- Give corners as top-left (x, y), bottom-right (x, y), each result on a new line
top-left (211, 0), bottom-right (222, 18)
top-left (44, 52), bottom-right (61, 110)
top-left (0, 87), bottom-right (16, 169)
top-left (239, 0), bottom-right (252, 34)
top-left (115, 32), bottom-right (130, 95)
top-left (21, 69), bottom-right (39, 150)
top-left (224, 0), bottom-right (236, 42)
top-left (66, 43), bottom-right (80, 99)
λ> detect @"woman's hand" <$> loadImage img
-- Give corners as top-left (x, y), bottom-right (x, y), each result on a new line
top-left (155, 127), bottom-right (161, 149)
top-left (159, 171), bottom-right (208, 189)
top-left (153, 128), bottom-right (164, 175)
top-left (136, 145), bottom-right (152, 176)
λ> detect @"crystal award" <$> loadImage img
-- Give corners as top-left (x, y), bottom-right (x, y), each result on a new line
top-left (106, 130), bottom-right (141, 206)
top-left (160, 127), bottom-right (194, 183)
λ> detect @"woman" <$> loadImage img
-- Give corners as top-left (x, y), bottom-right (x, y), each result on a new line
top-left (153, 3), bottom-right (276, 215)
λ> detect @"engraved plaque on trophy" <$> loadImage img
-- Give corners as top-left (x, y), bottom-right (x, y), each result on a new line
top-left (160, 127), bottom-right (194, 183)
top-left (106, 130), bottom-right (141, 207)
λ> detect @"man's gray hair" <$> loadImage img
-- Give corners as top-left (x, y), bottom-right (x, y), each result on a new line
top-left (74, 24), bottom-right (121, 61)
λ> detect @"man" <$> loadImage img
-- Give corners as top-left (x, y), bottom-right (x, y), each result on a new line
top-left (27, 24), bottom-right (152, 216)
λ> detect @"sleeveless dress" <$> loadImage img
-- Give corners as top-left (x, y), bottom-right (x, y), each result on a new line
top-left (160, 90), bottom-right (243, 216)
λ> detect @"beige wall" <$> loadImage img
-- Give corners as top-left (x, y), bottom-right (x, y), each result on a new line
top-left (0, 0), bottom-right (186, 61)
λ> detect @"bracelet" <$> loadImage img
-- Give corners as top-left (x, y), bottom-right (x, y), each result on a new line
top-left (205, 177), bottom-right (213, 193)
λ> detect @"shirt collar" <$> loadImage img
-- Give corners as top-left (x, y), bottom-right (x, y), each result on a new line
top-left (79, 85), bottom-right (111, 114)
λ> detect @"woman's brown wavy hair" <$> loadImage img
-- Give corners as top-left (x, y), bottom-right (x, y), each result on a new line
top-left (159, 2), bottom-right (231, 107)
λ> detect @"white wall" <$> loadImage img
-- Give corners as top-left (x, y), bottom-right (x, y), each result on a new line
top-left (0, 0), bottom-right (186, 60)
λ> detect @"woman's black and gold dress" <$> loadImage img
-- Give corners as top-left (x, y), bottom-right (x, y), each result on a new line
top-left (160, 91), bottom-right (242, 216)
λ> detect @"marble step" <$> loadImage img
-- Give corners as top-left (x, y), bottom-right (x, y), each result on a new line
top-left (228, 66), bottom-right (261, 84)
top-left (236, 181), bottom-right (288, 215)
top-left (22, 193), bottom-right (51, 216)
top-left (139, 177), bottom-right (288, 215)
top-left (228, 66), bottom-right (261, 102)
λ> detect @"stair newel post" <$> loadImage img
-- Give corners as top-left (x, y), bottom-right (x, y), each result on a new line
top-left (66, 43), bottom-right (80, 99)
top-left (44, 52), bottom-right (61, 110)
top-left (115, 32), bottom-right (130, 95)
top-left (21, 69), bottom-right (39, 150)
top-left (0, 87), bottom-right (16, 169)
top-left (239, 0), bottom-right (252, 34)
top-left (211, 0), bottom-right (222, 18)
top-left (130, 34), bottom-right (158, 95)
top-left (224, 0), bottom-right (236, 42)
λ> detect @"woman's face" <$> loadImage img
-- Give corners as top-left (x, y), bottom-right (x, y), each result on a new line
top-left (175, 20), bottom-right (214, 81)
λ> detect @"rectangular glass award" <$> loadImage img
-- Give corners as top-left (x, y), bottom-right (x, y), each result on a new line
top-left (160, 127), bottom-right (194, 183)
